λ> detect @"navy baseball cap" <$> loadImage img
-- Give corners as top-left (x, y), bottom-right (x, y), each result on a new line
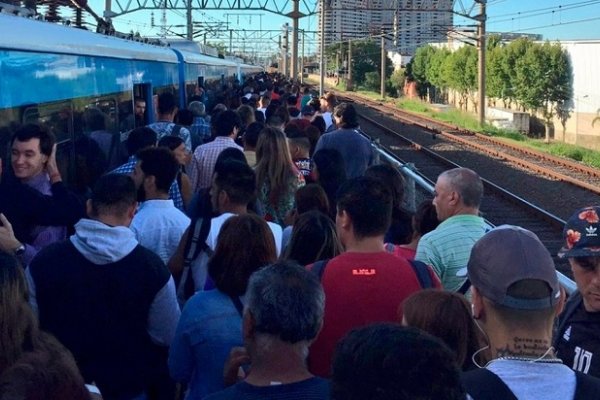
top-left (559, 206), bottom-right (600, 258)
top-left (468, 225), bottom-right (561, 310)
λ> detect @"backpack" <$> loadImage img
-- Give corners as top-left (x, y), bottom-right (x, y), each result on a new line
top-left (177, 216), bottom-right (213, 305)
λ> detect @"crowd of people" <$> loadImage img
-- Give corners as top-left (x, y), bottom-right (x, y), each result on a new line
top-left (1, 72), bottom-right (600, 400)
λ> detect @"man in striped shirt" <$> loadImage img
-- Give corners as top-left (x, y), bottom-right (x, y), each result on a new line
top-left (189, 110), bottom-right (243, 192)
top-left (415, 167), bottom-right (492, 292)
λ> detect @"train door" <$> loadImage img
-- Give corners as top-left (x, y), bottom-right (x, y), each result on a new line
top-left (133, 83), bottom-right (153, 125)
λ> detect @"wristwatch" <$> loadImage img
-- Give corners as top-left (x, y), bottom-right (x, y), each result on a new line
top-left (13, 243), bottom-right (26, 256)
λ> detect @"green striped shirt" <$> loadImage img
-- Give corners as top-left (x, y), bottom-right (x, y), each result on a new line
top-left (415, 214), bottom-right (491, 292)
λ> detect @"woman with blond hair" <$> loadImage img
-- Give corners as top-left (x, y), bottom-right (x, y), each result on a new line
top-left (255, 126), bottom-right (305, 226)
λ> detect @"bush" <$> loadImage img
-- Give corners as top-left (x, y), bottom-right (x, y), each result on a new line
top-left (389, 69), bottom-right (406, 96)
top-left (364, 71), bottom-right (380, 92)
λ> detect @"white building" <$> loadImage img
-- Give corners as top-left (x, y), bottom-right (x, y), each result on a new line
top-left (320, 0), bottom-right (453, 55)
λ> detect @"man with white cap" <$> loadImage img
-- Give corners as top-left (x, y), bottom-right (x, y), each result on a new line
top-left (554, 206), bottom-right (600, 379)
top-left (462, 225), bottom-right (600, 399)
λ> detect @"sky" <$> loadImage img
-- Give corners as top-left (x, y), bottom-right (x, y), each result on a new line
top-left (84, 0), bottom-right (600, 57)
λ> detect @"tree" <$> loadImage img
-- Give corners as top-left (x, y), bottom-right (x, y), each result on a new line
top-left (486, 41), bottom-right (510, 107)
top-left (410, 45), bottom-right (435, 99)
top-left (426, 47), bottom-right (451, 103)
top-left (445, 45), bottom-right (478, 111)
top-left (502, 38), bottom-right (534, 109)
top-left (206, 41), bottom-right (228, 57)
top-left (515, 42), bottom-right (572, 142)
top-left (364, 71), bottom-right (380, 91)
top-left (324, 42), bottom-right (347, 73)
top-left (389, 68), bottom-right (406, 96)
top-left (325, 40), bottom-right (392, 90)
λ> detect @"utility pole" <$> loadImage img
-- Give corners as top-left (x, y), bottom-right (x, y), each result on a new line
top-left (282, 23), bottom-right (289, 78)
top-left (319, 0), bottom-right (326, 96)
top-left (278, 35), bottom-right (283, 73)
top-left (290, 0), bottom-right (300, 82)
top-left (186, 0), bottom-right (192, 40)
top-left (229, 29), bottom-right (233, 55)
top-left (347, 39), bottom-right (353, 91)
top-left (477, 0), bottom-right (486, 126)
top-left (380, 35), bottom-right (386, 99)
top-left (301, 29), bottom-right (305, 84)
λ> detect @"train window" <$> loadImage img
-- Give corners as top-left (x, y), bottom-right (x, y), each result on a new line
top-left (30, 102), bottom-right (73, 145)
top-left (81, 98), bottom-right (118, 134)
top-left (22, 106), bottom-right (40, 123)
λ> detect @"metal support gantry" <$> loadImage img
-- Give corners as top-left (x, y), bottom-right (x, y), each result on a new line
top-left (104, 0), bottom-right (315, 81)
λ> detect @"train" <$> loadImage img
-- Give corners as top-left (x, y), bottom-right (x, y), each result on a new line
top-left (0, 12), bottom-right (263, 183)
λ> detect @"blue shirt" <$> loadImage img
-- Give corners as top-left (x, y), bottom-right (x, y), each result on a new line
top-left (168, 290), bottom-right (244, 400)
top-left (110, 156), bottom-right (184, 211)
top-left (190, 116), bottom-right (212, 145)
top-left (148, 121), bottom-right (192, 151)
top-left (204, 377), bottom-right (330, 400)
top-left (314, 128), bottom-right (375, 178)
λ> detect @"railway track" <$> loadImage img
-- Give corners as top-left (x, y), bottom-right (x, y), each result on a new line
top-left (342, 96), bottom-right (600, 281)
top-left (341, 93), bottom-right (600, 196)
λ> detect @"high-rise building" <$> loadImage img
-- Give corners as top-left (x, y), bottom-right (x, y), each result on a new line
top-left (320, 0), bottom-right (453, 56)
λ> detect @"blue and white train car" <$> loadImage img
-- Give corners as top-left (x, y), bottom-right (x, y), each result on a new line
top-left (0, 12), bottom-right (262, 181)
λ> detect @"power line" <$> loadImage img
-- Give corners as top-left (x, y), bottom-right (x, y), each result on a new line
top-left (488, 0), bottom-right (600, 24)
top-left (502, 14), bottom-right (600, 34)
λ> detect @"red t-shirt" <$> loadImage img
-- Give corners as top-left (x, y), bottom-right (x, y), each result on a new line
top-left (307, 251), bottom-right (438, 377)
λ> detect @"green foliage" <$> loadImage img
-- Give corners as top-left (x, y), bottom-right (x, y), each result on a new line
top-left (502, 39), bottom-right (533, 85)
top-left (409, 45), bottom-right (435, 98)
top-left (513, 41), bottom-right (572, 141)
top-left (445, 46), bottom-right (478, 109)
top-left (389, 68), bottom-right (406, 92)
top-left (206, 41), bottom-right (228, 56)
top-left (409, 38), bottom-right (573, 142)
top-left (427, 47), bottom-right (451, 90)
top-left (410, 45), bottom-right (434, 84)
top-left (486, 44), bottom-right (509, 103)
top-left (326, 40), bottom-right (393, 87)
top-left (396, 98), bottom-right (432, 113)
top-left (531, 142), bottom-right (600, 168)
top-left (364, 71), bottom-right (381, 91)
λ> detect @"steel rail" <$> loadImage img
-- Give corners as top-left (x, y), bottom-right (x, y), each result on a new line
top-left (343, 94), bottom-right (600, 195)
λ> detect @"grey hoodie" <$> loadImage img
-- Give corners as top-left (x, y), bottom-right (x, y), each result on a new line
top-left (27, 217), bottom-right (180, 345)
top-left (70, 218), bottom-right (138, 265)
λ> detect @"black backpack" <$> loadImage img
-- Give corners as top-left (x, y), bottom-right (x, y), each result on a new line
top-left (177, 216), bottom-right (212, 304)
top-left (310, 257), bottom-right (435, 289)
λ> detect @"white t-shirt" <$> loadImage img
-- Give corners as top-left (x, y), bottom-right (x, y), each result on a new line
top-left (207, 213), bottom-right (282, 255)
top-left (466, 359), bottom-right (576, 400)
top-left (191, 212), bottom-right (282, 290)
top-left (321, 111), bottom-right (333, 130)
top-left (130, 199), bottom-right (190, 264)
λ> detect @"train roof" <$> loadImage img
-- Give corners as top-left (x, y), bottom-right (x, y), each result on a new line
top-left (175, 48), bottom-right (238, 67)
top-left (0, 13), bottom-right (178, 63)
